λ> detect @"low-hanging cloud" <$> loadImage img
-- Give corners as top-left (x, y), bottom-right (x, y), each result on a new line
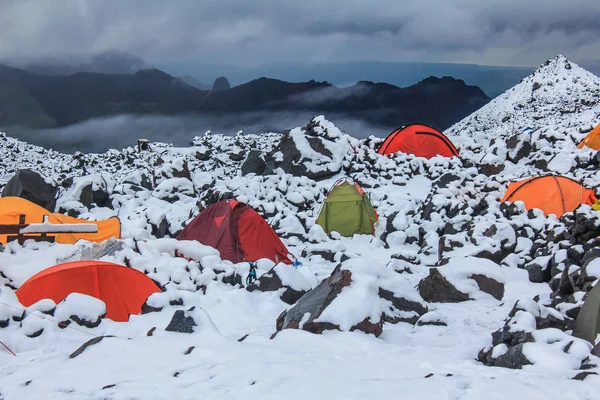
top-left (3, 113), bottom-right (393, 154)
top-left (0, 0), bottom-right (599, 68)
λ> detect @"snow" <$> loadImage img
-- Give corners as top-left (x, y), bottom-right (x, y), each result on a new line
top-left (53, 293), bottom-right (107, 323)
top-left (19, 221), bottom-right (99, 234)
top-left (272, 263), bottom-right (312, 291)
top-left (0, 54), bottom-right (600, 398)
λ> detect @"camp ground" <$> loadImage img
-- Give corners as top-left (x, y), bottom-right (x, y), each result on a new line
top-left (2, 55), bottom-right (600, 398)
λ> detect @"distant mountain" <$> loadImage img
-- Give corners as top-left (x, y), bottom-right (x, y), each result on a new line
top-left (157, 60), bottom-right (536, 98)
top-left (200, 76), bottom-right (490, 129)
top-left (3, 51), bottom-right (150, 76)
top-left (212, 76), bottom-right (231, 91)
top-left (0, 64), bottom-right (203, 128)
top-left (178, 75), bottom-right (211, 90)
top-left (0, 64), bottom-right (491, 131)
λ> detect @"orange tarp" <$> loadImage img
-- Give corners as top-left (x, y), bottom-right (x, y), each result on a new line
top-left (0, 197), bottom-right (120, 244)
top-left (577, 123), bottom-right (600, 150)
top-left (500, 175), bottom-right (597, 217)
top-left (16, 260), bottom-right (161, 322)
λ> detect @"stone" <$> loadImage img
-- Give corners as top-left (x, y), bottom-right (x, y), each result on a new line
top-left (165, 308), bottom-right (197, 333)
top-left (69, 336), bottom-right (114, 359)
top-left (418, 268), bottom-right (470, 303)
top-left (471, 274), bottom-right (505, 300)
top-left (246, 266), bottom-right (308, 305)
top-left (378, 288), bottom-right (428, 325)
top-left (275, 268), bottom-right (383, 337)
top-left (241, 150), bottom-right (266, 176)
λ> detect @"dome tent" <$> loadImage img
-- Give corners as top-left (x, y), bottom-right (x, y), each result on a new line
top-left (177, 199), bottom-right (292, 264)
top-left (577, 122), bottom-right (600, 151)
top-left (500, 175), bottom-right (597, 217)
top-left (572, 282), bottom-right (600, 346)
top-left (16, 260), bottom-right (161, 322)
top-left (376, 123), bottom-right (459, 159)
top-left (0, 197), bottom-right (121, 245)
top-left (315, 178), bottom-right (378, 237)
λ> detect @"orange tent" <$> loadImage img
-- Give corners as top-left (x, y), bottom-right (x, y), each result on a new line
top-left (16, 260), bottom-right (161, 322)
top-left (377, 124), bottom-right (459, 158)
top-left (500, 175), bottom-right (597, 217)
top-left (577, 123), bottom-right (600, 150)
top-left (0, 197), bottom-right (120, 245)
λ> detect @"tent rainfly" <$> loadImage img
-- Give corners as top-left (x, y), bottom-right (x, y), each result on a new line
top-left (377, 124), bottom-right (459, 159)
top-left (316, 178), bottom-right (378, 237)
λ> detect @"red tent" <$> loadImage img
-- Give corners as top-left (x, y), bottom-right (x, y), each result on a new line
top-left (377, 124), bottom-right (459, 159)
top-left (177, 199), bottom-right (292, 264)
top-left (15, 260), bottom-right (161, 322)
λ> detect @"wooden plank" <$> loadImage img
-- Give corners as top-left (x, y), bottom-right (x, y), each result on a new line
top-left (0, 224), bottom-right (99, 234)
top-left (7, 235), bottom-right (56, 244)
top-left (0, 225), bottom-right (28, 234)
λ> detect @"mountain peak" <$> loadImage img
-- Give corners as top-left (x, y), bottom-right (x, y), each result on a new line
top-left (530, 53), bottom-right (579, 79)
top-left (446, 53), bottom-right (600, 167)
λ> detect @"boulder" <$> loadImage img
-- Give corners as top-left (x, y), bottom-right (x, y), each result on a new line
top-left (54, 293), bottom-right (106, 329)
top-left (418, 269), bottom-right (470, 303)
top-left (1, 169), bottom-right (58, 211)
top-left (419, 258), bottom-right (506, 302)
top-left (379, 288), bottom-right (428, 324)
top-left (471, 274), bottom-right (505, 300)
top-left (165, 306), bottom-right (216, 334)
top-left (241, 150), bottom-right (266, 175)
top-left (261, 117), bottom-right (352, 180)
top-left (246, 264), bottom-right (311, 305)
top-left (478, 343), bottom-right (532, 369)
top-left (275, 267), bottom-right (383, 337)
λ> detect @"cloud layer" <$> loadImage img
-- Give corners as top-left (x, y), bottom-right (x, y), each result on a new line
top-left (1, 0), bottom-right (599, 67)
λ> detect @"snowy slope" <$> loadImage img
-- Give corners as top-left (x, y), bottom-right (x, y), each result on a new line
top-left (1, 54), bottom-right (600, 399)
top-left (446, 54), bottom-right (600, 176)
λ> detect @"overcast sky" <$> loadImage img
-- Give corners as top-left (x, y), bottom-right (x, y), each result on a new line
top-left (1, 0), bottom-right (599, 68)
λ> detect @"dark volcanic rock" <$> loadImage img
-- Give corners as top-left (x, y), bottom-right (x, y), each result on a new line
top-left (478, 344), bottom-right (532, 369)
top-left (69, 335), bottom-right (114, 359)
top-left (471, 274), bottom-right (505, 300)
top-left (150, 215), bottom-right (170, 238)
top-left (573, 371), bottom-right (598, 381)
top-left (418, 268), bottom-right (470, 303)
top-left (275, 268), bottom-right (383, 337)
top-left (379, 288), bottom-right (428, 324)
top-left (525, 258), bottom-right (552, 283)
top-left (165, 307), bottom-right (201, 333)
top-left (241, 150), bottom-right (266, 176)
top-left (246, 265), bottom-right (308, 305)
top-left (1, 169), bottom-right (58, 211)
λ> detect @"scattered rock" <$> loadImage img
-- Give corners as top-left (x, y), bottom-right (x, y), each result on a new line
top-left (69, 336), bottom-right (114, 359)
top-left (246, 264), bottom-right (310, 305)
top-left (275, 268), bottom-right (383, 337)
top-left (418, 269), bottom-right (470, 303)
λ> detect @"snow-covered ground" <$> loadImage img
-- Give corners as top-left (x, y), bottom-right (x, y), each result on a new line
top-left (1, 54), bottom-right (600, 399)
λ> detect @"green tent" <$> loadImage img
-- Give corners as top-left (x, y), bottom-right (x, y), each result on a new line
top-left (572, 282), bottom-right (600, 345)
top-left (316, 179), bottom-right (378, 237)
